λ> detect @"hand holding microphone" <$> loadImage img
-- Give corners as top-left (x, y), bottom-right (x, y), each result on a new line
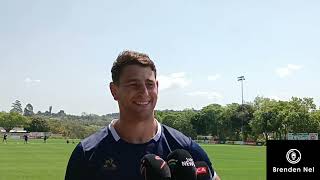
top-left (140, 154), bottom-right (171, 180)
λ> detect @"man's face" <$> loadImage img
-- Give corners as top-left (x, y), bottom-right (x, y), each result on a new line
top-left (110, 65), bottom-right (158, 117)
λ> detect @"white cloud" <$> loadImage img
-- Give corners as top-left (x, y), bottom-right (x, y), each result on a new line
top-left (24, 78), bottom-right (40, 83)
top-left (276, 64), bottom-right (302, 78)
top-left (186, 91), bottom-right (223, 100)
top-left (171, 72), bottom-right (185, 78)
top-left (207, 74), bottom-right (221, 81)
top-left (287, 64), bottom-right (302, 70)
top-left (158, 72), bottom-right (191, 91)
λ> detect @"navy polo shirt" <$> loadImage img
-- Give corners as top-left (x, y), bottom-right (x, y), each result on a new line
top-left (65, 120), bottom-right (216, 180)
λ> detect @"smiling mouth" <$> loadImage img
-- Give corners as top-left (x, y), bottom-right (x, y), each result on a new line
top-left (134, 101), bottom-right (150, 105)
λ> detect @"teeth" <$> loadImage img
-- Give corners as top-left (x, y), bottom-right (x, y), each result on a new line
top-left (135, 101), bottom-right (149, 105)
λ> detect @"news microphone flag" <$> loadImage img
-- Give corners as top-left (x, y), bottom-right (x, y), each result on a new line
top-left (195, 161), bottom-right (213, 180)
top-left (140, 154), bottom-right (171, 180)
top-left (167, 149), bottom-right (197, 180)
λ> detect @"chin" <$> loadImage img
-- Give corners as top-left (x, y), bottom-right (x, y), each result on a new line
top-left (133, 109), bottom-right (154, 117)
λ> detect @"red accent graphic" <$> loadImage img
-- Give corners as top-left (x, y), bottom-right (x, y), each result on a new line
top-left (160, 161), bottom-right (166, 169)
top-left (196, 167), bottom-right (207, 175)
top-left (155, 156), bottom-right (166, 169)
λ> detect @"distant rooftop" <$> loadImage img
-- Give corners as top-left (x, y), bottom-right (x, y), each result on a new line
top-left (0, 127), bottom-right (5, 133)
top-left (9, 127), bottom-right (27, 133)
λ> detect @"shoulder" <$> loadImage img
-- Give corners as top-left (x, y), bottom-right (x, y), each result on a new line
top-left (161, 124), bottom-right (210, 160)
top-left (80, 126), bottom-right (109, 152)
top-left (162, 124), bottom-right (192, 149)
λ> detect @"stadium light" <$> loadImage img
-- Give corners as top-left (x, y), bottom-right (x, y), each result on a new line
top-left (237, 76), bottom-right (245, 105)
top-left (237, 76), bottom-right (245, 142)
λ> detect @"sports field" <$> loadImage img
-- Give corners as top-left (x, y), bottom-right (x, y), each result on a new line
top-left (0, 139), bottom-right (266, 180)
top-left (202, 144), bottom-right (266, 180)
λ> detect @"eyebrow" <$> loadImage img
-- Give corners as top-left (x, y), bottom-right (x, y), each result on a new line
top-left (123, 78), bottom-right (155, 83)
top-left (123, 79), bottom-right (139, 83)
top-left (146, 79), bottom-right (155, 83)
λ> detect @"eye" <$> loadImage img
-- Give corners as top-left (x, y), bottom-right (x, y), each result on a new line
top-left (146, 83), bottom-right (154, 88)
top-left (123, 82), bottom-right (137, 87)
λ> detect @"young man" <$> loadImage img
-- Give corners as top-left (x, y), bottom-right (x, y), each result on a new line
top-left (44, 135), bottom-right (47, 143)
top-left (24, 133), bottom-right (28, 144)
top-left (65, 50), bottom-right (220, 180)
top-left (3, 133), bottom-right (7, 143)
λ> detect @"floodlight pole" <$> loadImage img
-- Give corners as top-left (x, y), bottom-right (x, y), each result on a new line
top-left (237, 76), bottom-right (245, 142)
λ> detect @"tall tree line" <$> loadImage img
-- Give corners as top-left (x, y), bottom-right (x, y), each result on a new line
top-left (157, 97), bottom-right (320, 141)
top-left (1, 97), bottom-right (320, 140)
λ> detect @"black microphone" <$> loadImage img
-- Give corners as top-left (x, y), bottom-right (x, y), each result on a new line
top-left (140, 154), bottom-right (171, 180)
top-left (195, 161), bottom-right (213, 180)
top-left (166, 149), bottom-right (197, 180)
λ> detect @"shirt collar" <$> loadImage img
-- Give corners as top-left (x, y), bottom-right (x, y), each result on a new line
top-left (108, 119), bottom-right (161, 142)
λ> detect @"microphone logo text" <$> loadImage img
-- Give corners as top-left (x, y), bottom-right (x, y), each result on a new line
top-left (181, 158), bottom-right (195, 167)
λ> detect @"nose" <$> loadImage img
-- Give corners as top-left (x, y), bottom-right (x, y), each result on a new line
top-left (137, 83), bottom-right (149, 95)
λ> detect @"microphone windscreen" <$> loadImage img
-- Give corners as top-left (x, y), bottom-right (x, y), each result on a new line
top-left (195, 161), bottom-right (212, 180)
top-left (166, 149), bottom-right (197, 180)
top-left (140, 154), bottom-right (171, 180)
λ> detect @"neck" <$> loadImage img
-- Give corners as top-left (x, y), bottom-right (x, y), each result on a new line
top-left (114, 116), bottom-right (158, 144)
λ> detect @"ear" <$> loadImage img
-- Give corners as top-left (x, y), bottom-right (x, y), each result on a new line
top-left (156, 80), bottom-right (159, 92)
top-left (110, 82), bottom-right (119, 101)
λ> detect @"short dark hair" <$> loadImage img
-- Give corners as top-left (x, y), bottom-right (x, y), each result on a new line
top-left (111, 50), bottom-right (157, 84)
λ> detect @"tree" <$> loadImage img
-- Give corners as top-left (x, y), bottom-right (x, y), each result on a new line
top-left (57, 110), bottom-right (66, 117)
top-left (49, 106), bottom-right (52, 114)
top-left (284, 97), bottom-right (318, 133)
top-left (23, 103), bottom-right (34, 116)
top-left (251, 98), bottom-right (284, 141)
top-left (250, 96), bottom-right (320, 141)
top-left (10, 100), bottom-right (23, 114)
top-left (0, 112), bottom-right (28, 132)
top-left (47, 119), bottom-right (66, 134)
top-left (310, 110), bottom-right (320, 132)
top-left (221, 103), bottom-right (242, 140)
top-left (161, 110), bottom-right (197, 138)
top-left (155, 110), bottom-right (166, 123)
top-left (239, 104), bottom-right (254, 141)
top-left (178, 109), bottom-right (197, 138)
top-left (162, 113), bottom-right (181, 130)
top-left (25, 116), bottom-right (49, 132)
top-left (192, 104), bottom-right (223, 137)
top-left (62, 122), bottom-right (99, 139)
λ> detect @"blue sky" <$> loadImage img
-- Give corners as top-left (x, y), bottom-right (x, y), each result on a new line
top-left (1, 0), bottom-right (319, 115)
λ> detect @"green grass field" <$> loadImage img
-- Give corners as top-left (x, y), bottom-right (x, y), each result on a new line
top-left (0, 139), bottom-right (77, 180)
top-left (202, 144), bottom-right (266, 180)
top-left (0, 139), bottom-right (266, 180)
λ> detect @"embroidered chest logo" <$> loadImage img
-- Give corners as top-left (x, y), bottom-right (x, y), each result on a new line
top-left (103, 158), bottom-right (117, 171)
